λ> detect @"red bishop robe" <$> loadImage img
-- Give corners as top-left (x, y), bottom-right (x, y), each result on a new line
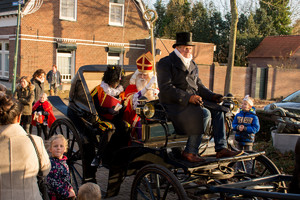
top-left (31, 100), bottom-right (56, 128)
top-left (123, 84), bottom-right (141, 138)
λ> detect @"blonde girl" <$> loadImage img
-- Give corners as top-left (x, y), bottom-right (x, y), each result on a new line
top-left (46, 134), bottom-right (76, 200)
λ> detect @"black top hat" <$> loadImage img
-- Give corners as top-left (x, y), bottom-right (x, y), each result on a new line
top-left (172, 32), bottom-right (195, 48)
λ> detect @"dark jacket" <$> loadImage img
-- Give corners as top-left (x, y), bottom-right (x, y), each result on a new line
top-left (232, 107), bottom-right (260, 145)
top-left (14, 84), bottom-right (35, 115)
top-left (157, 51), bottom-right (215, 135)
top-left (31, 78), bottom-right (44, 103)
top-left (46, 70), bottom-right (61, 86)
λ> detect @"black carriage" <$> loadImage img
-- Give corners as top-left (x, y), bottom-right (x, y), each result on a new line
top-left (48, 65), bottom-right (297, 200)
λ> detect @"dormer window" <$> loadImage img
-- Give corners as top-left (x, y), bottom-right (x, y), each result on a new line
top-left (109, 0), bottom-right (124, 26)
top-left (60, 0), bottom-right (77, 21)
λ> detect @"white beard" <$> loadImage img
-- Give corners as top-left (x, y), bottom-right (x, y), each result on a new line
top-left (136, 78), bottom-right (147, 91)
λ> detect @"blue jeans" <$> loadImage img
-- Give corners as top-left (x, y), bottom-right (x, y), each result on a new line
top-left (184, 108), bottom-right (227, 154)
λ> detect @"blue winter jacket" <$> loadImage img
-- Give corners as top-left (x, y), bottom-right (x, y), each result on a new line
top-left (232, 107), bottom-right (260, 145)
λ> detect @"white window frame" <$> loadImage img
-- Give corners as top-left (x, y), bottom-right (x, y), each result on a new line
top-left (107, 52), bottom-right (123, 65)
top-left (56, 51), bottom-right (75, 82)
top-left (109, 3), bottom-right (124, 27)
top-left (60, 0), bottom-right (77, 21)
top-left (0, 40), bottom-right (9, 79)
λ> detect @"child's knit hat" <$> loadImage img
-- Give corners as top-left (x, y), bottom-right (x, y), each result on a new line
top-left (243, 95), bottom-right (254, 107)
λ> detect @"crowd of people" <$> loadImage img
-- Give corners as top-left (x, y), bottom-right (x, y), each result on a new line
top-left (0, 32), bottom-right (263, 199)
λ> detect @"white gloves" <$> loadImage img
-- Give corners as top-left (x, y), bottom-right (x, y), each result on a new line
top-left (141, 76), bottom-right (158, 96)
top-left (146, 76), bottom-right (157, 90)
top-left (133, 76), bottom-right (159, 109)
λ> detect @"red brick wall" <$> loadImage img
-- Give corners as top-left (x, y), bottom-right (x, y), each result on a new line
top-left (294, 49), bottom-right (300, 69)
top-left (19, 40), bottom-right (54, 77)
top-left (0, 26), bottom-right (15, 35)
top-left (197, 65), bottom-right (251, 98)
top-left (266, 68), bottom-right (300, 99)
top-left (196, 64), bottom-right (300, 99)
top-left (15, 0), bottom-right (149, 79)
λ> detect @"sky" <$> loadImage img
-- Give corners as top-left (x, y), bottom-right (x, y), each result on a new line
top-left (144, 0), bottom-right (299, 24)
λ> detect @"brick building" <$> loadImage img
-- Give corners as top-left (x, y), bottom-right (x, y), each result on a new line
top-left (248, 35), bottom-right (300, 69)
top-left (0, 0), bottom-right (151, 82)
top-left (0, 0), bottom-right (216, 88)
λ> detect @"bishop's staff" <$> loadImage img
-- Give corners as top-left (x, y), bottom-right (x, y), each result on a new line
top-left (143, 9), bottom-right (158, 76)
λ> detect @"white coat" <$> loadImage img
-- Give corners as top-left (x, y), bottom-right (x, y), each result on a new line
top-left (0, 123), bottom-right (50, 200)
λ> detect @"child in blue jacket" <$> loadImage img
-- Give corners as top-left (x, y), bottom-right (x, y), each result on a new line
top-left (232, 95), bottom-right (260, 151)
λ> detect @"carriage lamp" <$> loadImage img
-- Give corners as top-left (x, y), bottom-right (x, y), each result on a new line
top-left (143, 103), bottom-right (155, 119)
top-left (223, 94), bottom-right (239, 114)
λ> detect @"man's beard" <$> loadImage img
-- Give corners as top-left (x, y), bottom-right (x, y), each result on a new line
top-left (136, 77), bottom-right (156, 101)
top-left (136, 78), bottom-right (148, 91)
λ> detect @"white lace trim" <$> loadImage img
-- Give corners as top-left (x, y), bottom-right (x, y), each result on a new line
top-left (100, 81), bottom-right (124, 96)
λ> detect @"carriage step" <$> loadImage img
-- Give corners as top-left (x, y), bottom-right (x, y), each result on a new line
top-left (168, 151), bottom-right (265, 171)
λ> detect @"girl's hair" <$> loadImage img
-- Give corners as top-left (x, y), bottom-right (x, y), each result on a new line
top-left (20, 76), bottom-right (32, 87)
top-left (32, 69), bottom-right (46, 79)
top-left (0, 93), bottom-right (23, 125)
top-left (102, 65), bottom-right (124, 86)
top-left (47, 134), bottom-right (68, 153)
top-left (0, 83), bottom-right (6, 93)
top-left (40, 93), bottom-right (48, 99)
top-left (52, 64), bottom-right (57, 69)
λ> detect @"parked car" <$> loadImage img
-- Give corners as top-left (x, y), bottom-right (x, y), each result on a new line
top-left (264, 90), bottom-right (300, 115)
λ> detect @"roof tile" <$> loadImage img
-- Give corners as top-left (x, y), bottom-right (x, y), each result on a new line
top-left (248, 35), bottom-right (300, 58)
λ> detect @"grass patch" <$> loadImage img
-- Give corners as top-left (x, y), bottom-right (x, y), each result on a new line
top-left (254, 110), bottom-right (296, 175)
top-left (254, 139), bottom-right (295, 175)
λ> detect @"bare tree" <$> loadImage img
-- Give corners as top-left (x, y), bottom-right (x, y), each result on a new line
top-left (224, 0), bottom-right (238, 94)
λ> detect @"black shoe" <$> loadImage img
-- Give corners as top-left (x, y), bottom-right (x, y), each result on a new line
top-left (91, 156), bottom-right (102, 167)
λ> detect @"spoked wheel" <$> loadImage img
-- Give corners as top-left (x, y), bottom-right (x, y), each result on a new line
top-left (49, 118), bottom-right (83, 192)
top-left (227, 154), bottom-right (286, 198)
top-left (130, 164), bottom-right (188, 200)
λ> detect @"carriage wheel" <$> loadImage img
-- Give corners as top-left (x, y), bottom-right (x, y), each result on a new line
top-left (130, 164), bottom-right (188, 200)
top-left (228, 154), bottom-right (286, 196)
top-left (49, 118), bottom-right (83, 192)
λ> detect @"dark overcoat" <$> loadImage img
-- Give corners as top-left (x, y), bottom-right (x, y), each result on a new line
top-left (157, 51), bottom-right (216, 135)
top-left (31, 78), bottom-right (44, 104)
top-left (46, 70), bottom-right (62, 86)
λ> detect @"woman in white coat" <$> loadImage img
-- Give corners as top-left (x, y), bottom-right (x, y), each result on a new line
top-left (0, 92), bottom-right (51, 200)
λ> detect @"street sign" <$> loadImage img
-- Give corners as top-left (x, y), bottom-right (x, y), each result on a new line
top-left (12, 0), bottom-right (24, 6)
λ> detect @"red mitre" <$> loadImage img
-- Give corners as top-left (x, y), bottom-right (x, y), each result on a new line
top-left (136, 52), bottom-right (153, 73)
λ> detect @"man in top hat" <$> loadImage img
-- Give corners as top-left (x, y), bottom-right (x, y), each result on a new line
top-left (123, 52), bottom-right (159, 139)
top-left (156, 32), bottom-right (243, 163)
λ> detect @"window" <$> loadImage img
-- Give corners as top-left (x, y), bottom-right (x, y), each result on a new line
top-left (60, 0), bottom-right (77, 21)
top-left (0, 41), bottom-right (9, 79)
top-left (107, 52), bottom-right (123, 65)
top-left (57, 52), bottom-right (75, 81)
top-left (109, 1), bottom-right (124, 26)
